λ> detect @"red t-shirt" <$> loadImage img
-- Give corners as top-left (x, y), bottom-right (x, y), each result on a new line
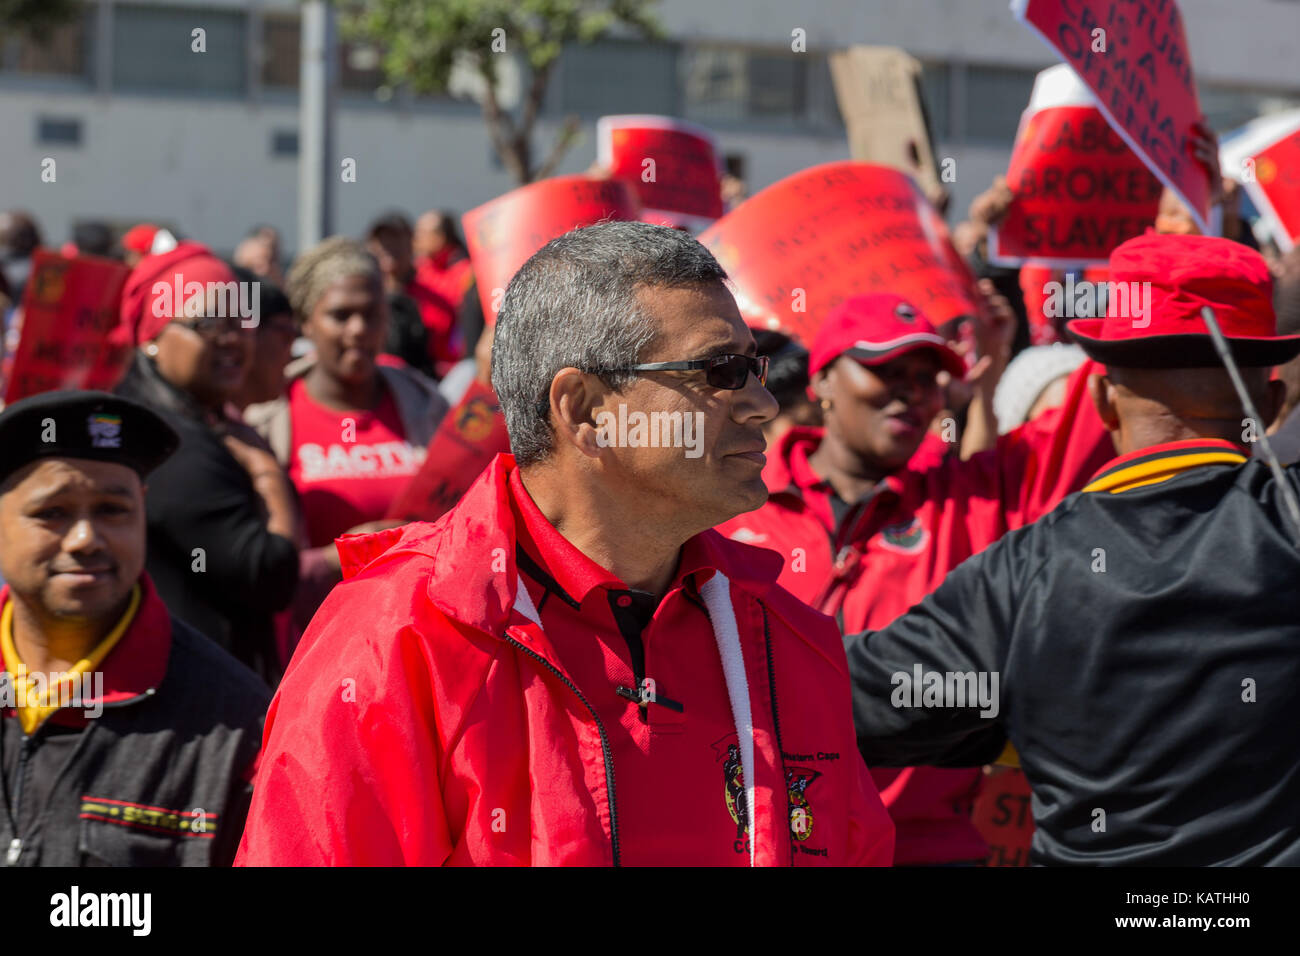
top-left (509, 468), bottom-right (758, 865)
top-left (285, 379), bottom-right (425, 547)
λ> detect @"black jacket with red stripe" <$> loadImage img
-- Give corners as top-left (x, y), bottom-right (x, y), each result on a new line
top-left (0, 576), bottom-right (269, 867)
top-left (844, 439), bottom-right (1300, 865)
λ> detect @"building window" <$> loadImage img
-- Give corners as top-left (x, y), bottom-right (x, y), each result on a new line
top-left (1201, 85), bottom-right (1300, 132)
top-left (112, 4), bottom-right (247, 97)
top-left (557, 40), bottom-right (678, 117)
top-left (918, 61), bottom-right (950, 142)
top-left (965, 65), bottom-right (1037, 143)
top-left (271, 129), bottom-right (298, 157)
top-left (0, 8), bottom-right (93, 80)
top-left (261, 13), bottom-right (300, 89)
top-left (37, 116), bottom-right (83, 146)
top-left (683, 45), bottom-right (854, 128)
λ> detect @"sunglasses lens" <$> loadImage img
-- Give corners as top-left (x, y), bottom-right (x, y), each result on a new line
top-left (707, 355), bottom-right (748, 389)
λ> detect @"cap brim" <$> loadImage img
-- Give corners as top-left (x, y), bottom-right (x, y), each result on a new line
top-left (844, 336), bottom-right (967, 379)
top-left (1067, 320), bottom-right (1300, 368)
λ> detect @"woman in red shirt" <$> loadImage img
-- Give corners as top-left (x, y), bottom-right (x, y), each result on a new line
top-left (246, 237), bottom-right (448, 634)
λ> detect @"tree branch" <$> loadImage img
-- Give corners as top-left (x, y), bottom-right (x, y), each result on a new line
top-left (534, 114), bottom-right (582, 181)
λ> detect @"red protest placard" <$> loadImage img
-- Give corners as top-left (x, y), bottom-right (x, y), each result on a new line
top-left (462, 176), bottom-right (640, 325)
top-left (386, 379), bottom-right (511, 523)
top-left (991, 66), bottom-right (1162, 266)
top-left (698, 161), bottom-right (979, 345)
top-left (971, 767), bottom-right (1035, 867)
top-left (1012, 0), bottom-right (1211, 233)
top-left (597, 115), bottom-right (724, 230)
top-left (3, 250), bottom-right (132, 404)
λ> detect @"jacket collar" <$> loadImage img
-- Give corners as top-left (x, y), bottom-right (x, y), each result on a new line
top-left (336, 453), bottom-right (786, 637)
top-left (764, 425), bottom-right (907, 502)
top-left (1083, 438), bottom-right (1249, 494)
top-left (0, 574), bottom-right (172, 720)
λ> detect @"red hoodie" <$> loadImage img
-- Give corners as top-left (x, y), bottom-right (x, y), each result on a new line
top-left (717, 360), bottom-right (1113, 864)
top-left (236, 455), bottom-right (894, 866)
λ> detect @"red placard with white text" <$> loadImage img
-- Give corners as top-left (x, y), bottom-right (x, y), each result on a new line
top-left (3, 250), bottom-right (132, 404)
top-left (597, 115), bottom-right (724, 231)
top-left (991, 66), bottom-right (1162, 266)
top-left (386, 379), bottom-right (510, 523)
top-left (698, 162), bottom-right (979, 345)
top-left (1011, 0), bottom-right (1211, 234)
top-left (462, 176), bottom-right (640, 325)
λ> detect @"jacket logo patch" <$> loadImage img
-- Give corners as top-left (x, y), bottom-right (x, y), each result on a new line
top-left (456, 394), bottom-right (498, 442)
top-left (713, 734), bottom-right (751, 856)
top-left (79, 796), bottom-right (217, 839)
top-left (877, 517), bottom-right (929, 554)
top-left (786, 767), bottom-right (821, 842)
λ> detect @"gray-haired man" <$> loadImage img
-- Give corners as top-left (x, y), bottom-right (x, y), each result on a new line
top-left (238, 221), bottom-right (894, 866)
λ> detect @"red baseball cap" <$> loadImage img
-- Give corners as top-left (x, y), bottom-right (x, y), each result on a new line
top-left (121, 223), bottom-right (160, 255)
top-left (1068, 233), bottom-right (1300, 368)
top-left (808, 293), bottom-right (966, 382)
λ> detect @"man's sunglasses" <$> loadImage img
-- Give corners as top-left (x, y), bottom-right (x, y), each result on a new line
top-left (600, 353), bottom-right (769, 390)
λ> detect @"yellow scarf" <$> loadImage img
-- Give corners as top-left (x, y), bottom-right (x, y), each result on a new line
top-left (0, 586), bottom-right (140, 735)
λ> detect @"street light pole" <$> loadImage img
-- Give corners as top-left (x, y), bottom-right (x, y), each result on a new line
top-left (298, 0), bottom-right (337, 250)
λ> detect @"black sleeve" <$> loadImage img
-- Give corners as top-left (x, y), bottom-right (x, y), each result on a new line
top-left (144, 433), bottom-right (299, 615)
top-left (843, 527), bottom-right (1041, 768)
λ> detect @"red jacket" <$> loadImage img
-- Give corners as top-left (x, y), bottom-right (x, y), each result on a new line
top-left (236, 455), bottom-right (894, 866)
top-left (717, 361), bottom-right (1113, 864)
top-left (409, 250), bottom-right (474, 376)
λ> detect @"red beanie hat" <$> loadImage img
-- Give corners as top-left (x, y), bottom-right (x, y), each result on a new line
top-left (119, 241), bottom-right (237, 345)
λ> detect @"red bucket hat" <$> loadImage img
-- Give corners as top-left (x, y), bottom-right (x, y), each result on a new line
top-left (1067, 233), bottom-right (1300, 368)
top-left (808, 293), bottom-right (966, 384)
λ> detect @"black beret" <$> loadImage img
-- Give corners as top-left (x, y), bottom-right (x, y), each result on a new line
top-left (0, 390), bottom-right (179, 487)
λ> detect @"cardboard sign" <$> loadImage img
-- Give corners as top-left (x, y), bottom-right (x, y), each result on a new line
top-left (462, 176), bottom-right (640, 325)
top-left (972, 767), bottom-right (1035, 867)
top-left (386, 379), bottom-right (511, 523)
top-left (829, 46), bottom-right (941, 196)
top-left (597, 115), bottom-right (723, 230)
top-left (3, 250), bottom-right (132, 404)
top-left (1012, 0), bottom-right (1211, 233)
top-left (1220, 110), bottom-right (1300, 253)
top-left (698, 161), bottom-right (979, 345)
top-left (991, 65), bottom-right (1162, 266)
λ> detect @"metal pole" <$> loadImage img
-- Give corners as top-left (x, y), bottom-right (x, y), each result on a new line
top-left (1201, 306), bottom-right (1300, 547)
top-left (298, 0), bottom-right (337, 249)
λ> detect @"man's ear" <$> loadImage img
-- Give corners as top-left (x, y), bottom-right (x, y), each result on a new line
top-left (1088, 372), bottom-right (1121, 432)
top-left (547, 368), bottom-right (607, 460)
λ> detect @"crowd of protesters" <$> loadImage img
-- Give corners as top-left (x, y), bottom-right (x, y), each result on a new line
top-left (2, 93), bottom-right (1300, 866)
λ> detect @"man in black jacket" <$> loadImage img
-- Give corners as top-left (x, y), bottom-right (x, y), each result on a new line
top-left (0, 391), bottom-right (269, 866)
top-left (845, 233), bottom-right (1300, 865)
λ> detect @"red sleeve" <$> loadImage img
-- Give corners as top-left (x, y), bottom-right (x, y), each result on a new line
top-left (235, 573), bottom-right (454, 866)
top-left (961, 358), bottom-right (1114, 529)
